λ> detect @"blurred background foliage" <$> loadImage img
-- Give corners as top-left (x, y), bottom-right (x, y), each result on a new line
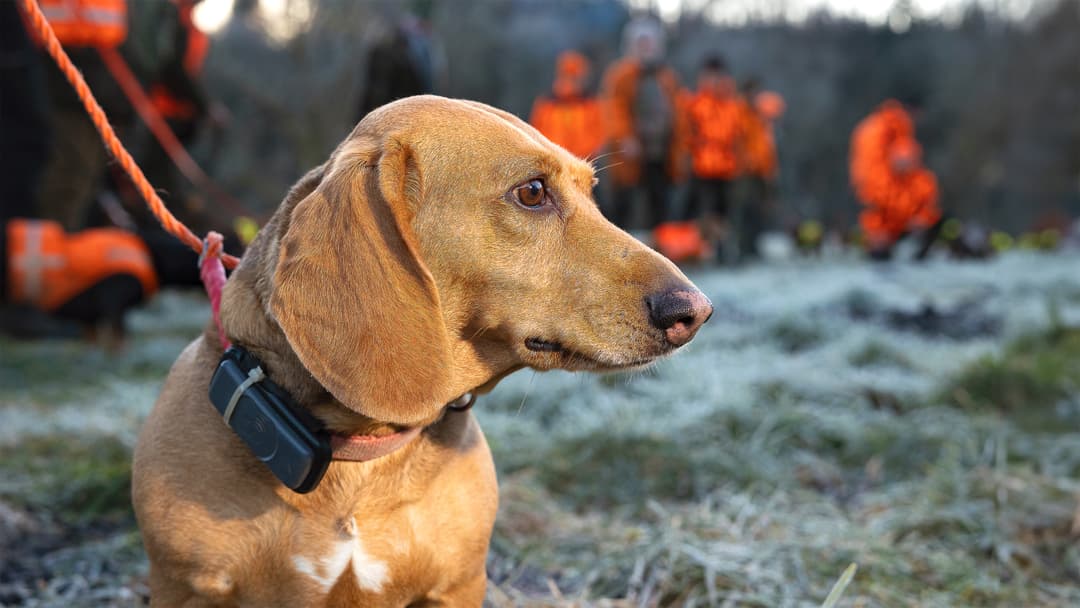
top-left (195, 0), bottom-right (1080, 233)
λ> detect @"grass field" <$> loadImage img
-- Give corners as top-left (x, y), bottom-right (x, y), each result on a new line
top-left (2, 251), bottom-right (1079, 607)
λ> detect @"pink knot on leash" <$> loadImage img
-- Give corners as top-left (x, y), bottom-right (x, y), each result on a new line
top-left (199, 231), bottom-right (231, 350)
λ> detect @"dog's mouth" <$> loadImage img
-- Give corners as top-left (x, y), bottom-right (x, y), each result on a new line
top-left (524, 337), bottom-right (663, 371)
top-left (525, 337), bottom-right (564, 352)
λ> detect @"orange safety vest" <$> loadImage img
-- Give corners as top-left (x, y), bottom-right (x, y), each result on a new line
top-left (150, 0), bottom-right (209, 120)
top-left (529, 95), bottom-right (605, 159)
top-left (739, 99), bottom-right (778, 180)
top-left (685, 90), bottom-right (744, 180)
top-left (37, 0), bottom-right (127, 48)
top-left (6, 219), bottom-right (158, 312)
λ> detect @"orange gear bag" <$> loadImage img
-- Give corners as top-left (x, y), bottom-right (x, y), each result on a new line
top-left (653, 221), bottom-right (707, 264)
top-left (7, 219), bottom-right (158, 312)
top-left (36, 0), bottom-right (127, 48)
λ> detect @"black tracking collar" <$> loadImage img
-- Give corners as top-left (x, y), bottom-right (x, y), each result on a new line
top-left (208, 346), bottom-right (331, 493)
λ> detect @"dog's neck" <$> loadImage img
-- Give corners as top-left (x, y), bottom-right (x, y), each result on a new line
top-left (213, 265), bottom-right (415, 436)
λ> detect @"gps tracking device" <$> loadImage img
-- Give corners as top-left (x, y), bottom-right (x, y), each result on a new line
top-left (208, 346), bottom-right (331, 493)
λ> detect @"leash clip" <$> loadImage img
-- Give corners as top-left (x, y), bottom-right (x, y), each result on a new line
top-left (198, 238), bottom-right (209, 268)
top-left (198, 232), bottom-right (224, 268)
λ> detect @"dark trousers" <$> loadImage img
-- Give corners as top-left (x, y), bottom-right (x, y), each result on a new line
top-left (685, 176), bottom-right (733, 221)
top-left (738, 176), bottom-right (771, 258)
top-left (612, 160), bottom-right (669, 230)
top-left (0, 3), bottom-right (51, 300)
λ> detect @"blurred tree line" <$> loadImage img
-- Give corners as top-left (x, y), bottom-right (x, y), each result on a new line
top-left (199, 0), bottom-right (1080, 232)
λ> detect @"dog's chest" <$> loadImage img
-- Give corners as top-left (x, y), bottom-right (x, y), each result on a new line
top-left (289, 519), bottom-right (390, 595)
top-left (284, 506), bottom-right (440, 605)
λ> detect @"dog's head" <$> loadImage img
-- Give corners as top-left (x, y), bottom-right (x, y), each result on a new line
top-left (257, 96), bottom-right (710, 426)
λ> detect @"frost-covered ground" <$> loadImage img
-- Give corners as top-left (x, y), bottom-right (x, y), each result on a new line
top-left (2, 251), bottom-right (1080, 607)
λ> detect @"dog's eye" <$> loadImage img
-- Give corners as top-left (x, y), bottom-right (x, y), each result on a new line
top-left (513, 179), bottom-right (546, 208)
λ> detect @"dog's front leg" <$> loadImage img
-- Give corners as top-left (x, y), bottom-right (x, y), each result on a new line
top-left (410, 572), bottom-right (487, 607)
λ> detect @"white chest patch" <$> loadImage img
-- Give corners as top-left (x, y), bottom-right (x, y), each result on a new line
top-left (292, 534), bottom-right (389, 594)
top-left (350, 541), bottom-right (390, 592)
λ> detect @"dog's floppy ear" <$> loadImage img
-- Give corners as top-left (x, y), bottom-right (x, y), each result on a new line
top-left (269, 136), bottom-right (454, 425)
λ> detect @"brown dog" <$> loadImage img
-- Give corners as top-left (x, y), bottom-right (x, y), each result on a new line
top-left (132, 96), bottom-right (711, 606)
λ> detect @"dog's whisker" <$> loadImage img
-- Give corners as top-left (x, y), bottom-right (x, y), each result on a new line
top-left (587, 150), bottom-right (620, 167)
top-left (516, 371), bottom-right (537, 416)
top-left (467, 324), bottom-right (494, 342)
top-left (594, 161), bottom-right (624, 175)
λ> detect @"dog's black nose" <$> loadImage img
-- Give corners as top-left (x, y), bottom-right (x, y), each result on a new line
top-left (645, 287), bottom-right (713, 347)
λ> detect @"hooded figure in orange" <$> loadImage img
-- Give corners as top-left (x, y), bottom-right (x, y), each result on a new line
top-left (601, 17), bottom-right (686, 230)
top-left (529, 51), bottom-right (605, 160)
top-left (850, 100), bottom-right (941, 258)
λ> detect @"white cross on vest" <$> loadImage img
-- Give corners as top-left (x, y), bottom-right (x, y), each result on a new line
top-left (12, 223), bottom-right (65, 302)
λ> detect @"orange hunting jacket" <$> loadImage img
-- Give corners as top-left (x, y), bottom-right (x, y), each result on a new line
top-left (858, 169), bottom-right (940, 243)
top-left (529, 94), bottom-right (605, 160)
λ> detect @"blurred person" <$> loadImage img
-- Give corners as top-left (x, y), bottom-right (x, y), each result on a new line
top-left (529, 51), bottom-right (605, 160)
top-left (34, 0), bottom-right (134, 231)
top-left (682, 55), bottom-right (744, 257)
top-left (356, 12), bottom-right (440, 121)
top-left (601, 16), bottom-right (686, 230)
top-left (735, 78), bottom-right (784, 257)
top-left (124, 0), bottom-right (229, 222)
top-left (111, 1), bottom-right (245, 277)
top-left (849, 99), bottom-right (941, 260)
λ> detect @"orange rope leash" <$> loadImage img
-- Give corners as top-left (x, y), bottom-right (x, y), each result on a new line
top-left (18, 0), bottom-right (240, 270)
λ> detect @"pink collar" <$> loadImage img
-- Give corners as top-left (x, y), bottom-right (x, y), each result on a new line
top-left (330, 426), bottom-right (423, 462)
